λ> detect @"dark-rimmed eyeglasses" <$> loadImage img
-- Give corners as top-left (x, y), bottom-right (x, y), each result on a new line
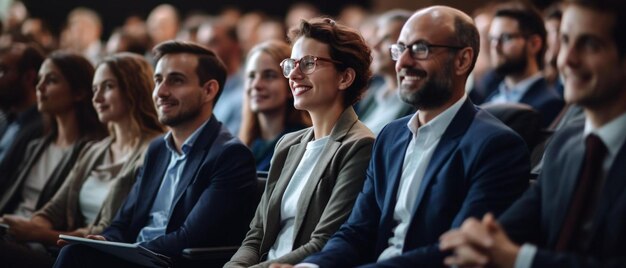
top-left (280, 55), bottom-right (343, 78)
top-left (390, 42), bottom-right (465, 61)
top-left (488, 33), bottom-right (527, 45)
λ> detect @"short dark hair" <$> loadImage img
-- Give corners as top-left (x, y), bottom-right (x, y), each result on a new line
top-left (453, 16), bottom-right (480, 76)
top-left (494, 6), bottom-right (547, 69)
top-left (288, 17), bottom-right (372, 107)
top-left (567, 0), bottom-right (626, 57)
top-left (152, 40), bottom-right (227, 105)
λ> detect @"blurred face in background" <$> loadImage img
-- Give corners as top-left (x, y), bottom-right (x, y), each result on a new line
top-left (246, 51), bottom-right (290, 115)
top-left (92, 64), bottom-right (129, 123)
top-left (372, 19), bottom-right (404, 76)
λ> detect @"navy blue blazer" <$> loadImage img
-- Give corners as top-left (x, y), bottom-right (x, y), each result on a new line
top-left (303, 99), bottom-right (530, 267)
top-left (485, 77), bottom-right (564, 127)
top-left (501, 117), bottom-right (626, 267)
top-left (102, 116), bottom-right (257, 259)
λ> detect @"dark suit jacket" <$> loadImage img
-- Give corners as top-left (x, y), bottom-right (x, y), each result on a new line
top-left (0, 106), bottom-right (43, 193)
top-left (0, 134), bottom-right (90, 215)
top-left (101, 116), bottom-right (257, 260)
top-left (501, 117), bottom-right (626, 267)
top-left (304, 98), bottom-right (530, 267)
top-left (485, 77), bottom-right (564, 127)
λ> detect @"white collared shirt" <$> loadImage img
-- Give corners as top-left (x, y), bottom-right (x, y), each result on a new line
top-left (378, 94), bottom-right (468, 261)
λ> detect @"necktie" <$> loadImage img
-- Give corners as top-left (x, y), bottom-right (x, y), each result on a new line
top-left (556, 134), bottom-right (607, 251)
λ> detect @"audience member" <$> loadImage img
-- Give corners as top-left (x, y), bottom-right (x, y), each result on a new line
top-left (284, 6), bottom-right (530, 267)
top-left (226, 17), bottom-right (375, 267)
top-left (53, 41), bottom-right (258, 267)
top-left (197, 19), bottom-right (245, 134)
top-left (238, 40), bottom-right (310, 172)
top-left (359, 9), bottom-right (415, 134)
top-left (65, 8), bottom-right (104, 65)
top-left (543, 2), bottom-right (564, 94)
top-left (440, 1), bottom-right (626, 267)
top-left (21, 18), bottom-right (57, 53)
top-left (285, 3), bottom-right (319, 31)
top-left (483, 5), bottom-right (564, 127)
top-left (0, 43), bottom-right (45, 199)
top-left (0, 52), bottom-right (106, 218)
top-left (146, 4), bottom-right (180, 50)
top-left (0, 52), bottom-right (161, 268)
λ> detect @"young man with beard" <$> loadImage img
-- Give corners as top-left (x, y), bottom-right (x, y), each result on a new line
top-left (483, 6), bottom-right (564, 127)
top-left (440, 0), bottom-right (626, 267)
top-left (53, 41), bottom-right (258, 267)
top-left (273, 6), bottom-right (530, 268)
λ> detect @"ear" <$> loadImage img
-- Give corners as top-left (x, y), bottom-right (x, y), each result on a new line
top-left (201, 79), bottom-right (220, 104)
top-left (337, 67), bottom-right (356, 91)
top-left (454, 47), bottom-right (474, 76)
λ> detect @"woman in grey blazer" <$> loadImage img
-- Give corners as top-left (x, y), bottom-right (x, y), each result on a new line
top-left (226, 18), bottom-right (375, 268)
top-left (0, 53), bottom-right (164, 267)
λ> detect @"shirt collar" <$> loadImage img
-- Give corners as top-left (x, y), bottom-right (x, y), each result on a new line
top-left (407, 93), bottom-right (468, 139)
top-left (583, 111), bottom-right (626, 158)
top-left (498, 73), bottom-right (543, 101)
top-left (163, 119), bottom-right (210, 156)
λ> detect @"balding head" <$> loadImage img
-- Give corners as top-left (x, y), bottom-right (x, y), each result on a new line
top-left (395, 6), bottom-right (478, 111)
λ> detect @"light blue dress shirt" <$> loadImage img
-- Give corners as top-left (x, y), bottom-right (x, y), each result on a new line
top-left (136, 120), bottom-right (208, 242)
top-left (487, 73), bottom-right (543, 104)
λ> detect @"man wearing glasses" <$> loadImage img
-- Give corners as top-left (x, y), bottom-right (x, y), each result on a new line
top-left (483, 5), bottom-right (564, 127)
top-left (285, 6), bottom-right (530, 268)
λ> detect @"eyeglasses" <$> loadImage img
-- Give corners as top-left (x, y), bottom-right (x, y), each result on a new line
top-left (280, 55), bottom-right (343, 78)
top-left (390, 42), bottom-right (465, 61)
top-left (488, 33), bottom-right (526, 45)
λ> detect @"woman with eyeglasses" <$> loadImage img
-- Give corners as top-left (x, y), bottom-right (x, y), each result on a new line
top-left (239, 40), bottom-right (311, 172)
top-left (226, 18), bottom-right (375, 268)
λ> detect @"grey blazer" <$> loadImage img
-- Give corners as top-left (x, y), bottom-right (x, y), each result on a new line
top-left (33, 135), bottom-right (153, 234)
top-left (226, 107), bottom-right (375, 268)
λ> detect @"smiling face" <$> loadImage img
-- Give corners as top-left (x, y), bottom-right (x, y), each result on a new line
top-left (372, 19), bottom-right (404, 76)
top-left (35, 59), bottom-right (76, 115)
top-left (395, 12), bottom-right (456, 110)
top-left (92, 64), bottom-right (129, 124)
top-left (558, 5), bottom-right (626, 110)
top-left (287, 37), bottom-right (344, 113)
top-left (245, 51), bottom-right (290, 115)
top-left (153, 53), bottom-right (206, 127)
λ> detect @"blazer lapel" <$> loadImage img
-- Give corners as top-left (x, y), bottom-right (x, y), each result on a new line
top-left (263, 129), bottom-right (310, 250)
top-left (379, 124), bottom-right (412, 231)
top-left (292, 108), bottom-right (359, 240)
top-left (135, 141), bottom-right (171, 220)
top-left (548, 132), bottom-right (585, 245)
top-left (411, 99), bottom-right (476, 216)
top-left (171, 117), bottom-right (220, 210)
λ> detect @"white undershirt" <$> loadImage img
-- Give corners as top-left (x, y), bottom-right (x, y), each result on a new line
top-left (79, 148), bottom-right (124, 225)
top-left (268, 136), bottom-right (329, 260)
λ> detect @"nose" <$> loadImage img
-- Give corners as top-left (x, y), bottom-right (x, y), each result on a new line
top-left (153, 81), bottom-right (170, 99)
top-left (287, 62), bottom-right (304, 81)
top-left (557, 43), bottom-right (578, 71)
top-left (395, 47), bottom-right (414, 72)
top-left (250, 75), bottom-right (263, 91)
top-left (92, 86), bottom-right (103, 103)
top-left (36, 79), bottom-right (45, 93)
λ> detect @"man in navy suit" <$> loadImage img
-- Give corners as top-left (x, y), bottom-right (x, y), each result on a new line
top-left (440, 0), bottom-right (626, 267)
top-left (277, 6), bottom-right (530, 268)
top-left (53, 41), bottom-right (257, 267)
top-left (483, 5), bottom-right (564, 127)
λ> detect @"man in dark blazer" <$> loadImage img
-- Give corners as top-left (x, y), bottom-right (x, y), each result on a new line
top-left (482, 5), bottom-right (564, 127)
top-left (440, 0), bottom-right (626, 267)
top-left (53, 41), bottom-right (257, 267)
top-left (0, 43), bottom-right (44, 193)
top-left (288, 6), bottom-right (530, 268)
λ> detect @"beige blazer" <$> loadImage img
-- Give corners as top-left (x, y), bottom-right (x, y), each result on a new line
top-left (33, 135), bottom-right (153, 234)
top-left (226, 107), bottom-right (375, 268)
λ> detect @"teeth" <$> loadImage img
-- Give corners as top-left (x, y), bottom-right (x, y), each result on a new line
top-left (403, 75), bottom-right (422, 81)
top-left (294, 86), bottom-right (311, 95)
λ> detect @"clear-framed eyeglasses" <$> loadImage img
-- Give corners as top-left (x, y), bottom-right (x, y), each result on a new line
top-left (280, 55), bottom-right (343, 78)
top-left (390, 42), bottom-right (465, 61)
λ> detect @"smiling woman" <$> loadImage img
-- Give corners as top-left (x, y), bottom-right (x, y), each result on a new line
top-left (226, 18), bottom-right (375, 268)
top-left (239, 40), bottom-right (311, 172)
